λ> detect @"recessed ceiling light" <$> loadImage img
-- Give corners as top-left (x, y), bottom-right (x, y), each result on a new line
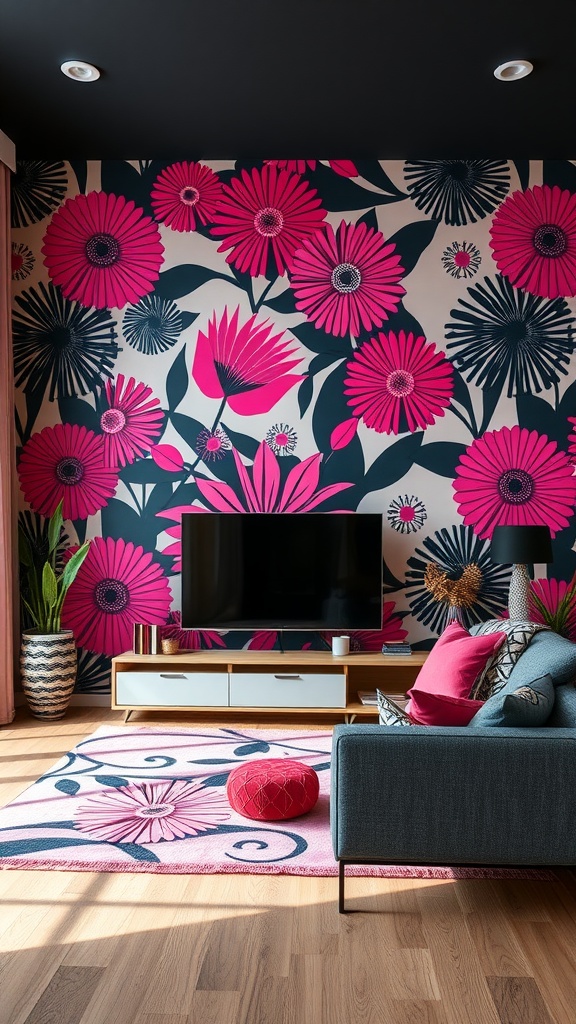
top-left (60, 60), bottom-right (100, 83)
top-left (493, 59), bottom-right (533, 82)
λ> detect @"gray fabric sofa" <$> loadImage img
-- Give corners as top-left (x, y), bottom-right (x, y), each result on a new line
top-left (331, 644), bottom-right (576, 912)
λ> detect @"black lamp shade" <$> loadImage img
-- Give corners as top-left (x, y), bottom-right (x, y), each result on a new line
top-left (490, 525), bottom-right (553, 565)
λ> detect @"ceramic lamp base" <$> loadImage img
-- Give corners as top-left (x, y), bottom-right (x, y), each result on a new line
top-left (508, 563), bottom-right (530, 621)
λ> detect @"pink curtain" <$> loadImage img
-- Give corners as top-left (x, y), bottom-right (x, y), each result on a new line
top-left (0, 160), bottom-right (16, 724)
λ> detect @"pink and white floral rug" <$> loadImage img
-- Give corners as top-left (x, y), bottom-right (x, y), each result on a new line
top-left (0, 726), bottom-right (554, 878)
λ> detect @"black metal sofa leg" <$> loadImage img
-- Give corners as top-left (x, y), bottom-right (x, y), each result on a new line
top-left (339, 860), bottom-right (347, 913)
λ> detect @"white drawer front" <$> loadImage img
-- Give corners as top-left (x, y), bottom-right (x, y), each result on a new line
top-left (229, 672), bottom-right (346, 708)
top-left (115, 671), bottom-right (229, 707)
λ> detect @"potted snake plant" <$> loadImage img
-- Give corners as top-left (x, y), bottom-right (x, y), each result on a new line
top-left (18, 500), bottom-right (90, 719)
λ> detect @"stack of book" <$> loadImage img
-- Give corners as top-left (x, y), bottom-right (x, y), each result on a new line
top-left (381, 642), bottom-right (412, 655)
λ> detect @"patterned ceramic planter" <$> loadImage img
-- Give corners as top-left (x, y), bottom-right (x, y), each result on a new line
top-left (20, 630), bottom-right (77, 720)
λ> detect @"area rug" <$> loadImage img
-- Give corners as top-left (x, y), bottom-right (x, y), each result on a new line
top-left (0, 726), bottom-right (554, 878)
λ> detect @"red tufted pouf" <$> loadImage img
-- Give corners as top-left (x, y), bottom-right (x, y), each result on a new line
top-left (226, 758), bottom-right (320, 821)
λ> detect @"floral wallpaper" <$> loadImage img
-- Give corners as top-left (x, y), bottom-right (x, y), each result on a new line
top-left (11, 157), bottom-right (576, 695)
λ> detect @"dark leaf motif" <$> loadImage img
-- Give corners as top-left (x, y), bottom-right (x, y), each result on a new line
top-left (298, 375), bottom-right (314, 418)
top-left (180, 311), bottom-right (199, 331)
top-left (414, 441), bottom-right (468, 478)
top-left (311, 362), bottom-right (353, 453)
top-left (356, 208), bottom-right (379, 233)
top-left (513, 159), bottom-right (530, 192)
top-left (160, 481), bottom-right (201, 511)
top-left (516, 392), bottom-right (562, 445)
top-left (94, 775), bottom-right (129, 788)
top-left (263, 288), bottom-right (298, 314)
top-left (361, 432), bottom-right (424, 496)
top-left (54, 779), bottom-right (80, 795)
top-left (188, 758), bottom-right (236, 765)
top-left (0, 838), bottom-right (98, 857)
top-left (233, 741), bottom-right (271, 756)
top-left (72, 519), bottom-right (87, 545)
top-left (111, 842), bottom-right (160, 862)
top-left (100, 159), bottom-right (173, 218)
top-left (542, 160), bottom-right (576, 194)
top-left (68, 160), bottom-right (88, 194)
top-left (143, 482), bottom-right (177, 518)
top-left (166, 346), bottom-right (189, 411)
top-left (170, 411), bottom-right (207, 451)
top-left (352, 161), bottom-right (407, 197)
top-left (202, 773), bottom-right (231, 787)
top-left (291, 319), bottom-right (352, 356)
top-left (450, 365), bottom-right (476, 419)
top-left (386, 220), bottom-right (439, 277)
top-left (100, 499), bottom-right (156, 547)
top-left (119, 460), bottom-right (184, 484)
top-left (384, 559), bottom-right (406, 593)
top-left (304, 162), bottom-right (406, 212)
top-left (58, 397), bottom-right (100, 433)
top-left (558, 378), bottom-right (576, 423)
top-left (155, 265), bottom-right (232, 301)
top-left (478, 385), bottom-right (501, 435)
top-left (220, 422), bottom-right (259, 461)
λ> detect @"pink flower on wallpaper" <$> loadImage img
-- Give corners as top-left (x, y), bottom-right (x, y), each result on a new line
top-left (210, 164), bottom-right (327, 277)
top-left (290, 220), bottom-right (405, 337)
top-left (156, 441), bottom-right (354, 570)
top-left (192, 306), bottom-right (305, 415)
top-left (162, 610), bottom-right (227, 651)
top-left (529, 577), bottom-right (576, 642)
top-left (18, 423), bottom-right (119, 520)
top-left (74, 779), bottom-right (230, 844)
top-left (323, 601), bottom-right (408, 651)
top-left (344, 330), bottom-right (453, 434)
top-left (453, 424), bottom-right (576, 539)
top-left (150, 161), bottom-right (223, 232)
top-left (42, 191), bottom-right (164, 310)
top-left (62, 536), bottom-right (172, 657)
top-left (489, 184), bottom-right (576, 299)
top-left (99, 374), bottom-right (164, 467)
top-left (266, 160), bottom-right (358, 178)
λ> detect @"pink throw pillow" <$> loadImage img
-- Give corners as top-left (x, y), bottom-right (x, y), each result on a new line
top-left (405, 690), bottom-right (485, 727)
top-left (408, 621), bottom-right (506, 701)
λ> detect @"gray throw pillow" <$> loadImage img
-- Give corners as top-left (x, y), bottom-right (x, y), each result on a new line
top-left (467, 673), bottom-right (555, 728)
top-left (377, 690), bottom-right (416, 727)
top-left (504, 629), bottom-right (576, 690)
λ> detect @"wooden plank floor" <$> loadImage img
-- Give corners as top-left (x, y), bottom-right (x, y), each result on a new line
top-left (1, 706), bottom-right (576, 1024)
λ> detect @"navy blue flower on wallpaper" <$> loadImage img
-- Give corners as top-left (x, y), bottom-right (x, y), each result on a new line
top-left (11, 157), bottom-right (576, 690)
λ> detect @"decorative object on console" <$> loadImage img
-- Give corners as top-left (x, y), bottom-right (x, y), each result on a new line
top-left (332, 635), bottom-right (350, 656)
top-left (18, 499), bottom-right (91, 720)
top-left (490, 525), bottom-right (553, 621)
top-left (423, 560), bottom-right (483, 626)
top-left (226, 759), bottom-right (320, 821)
top-left (160, 636), bottom-right (180, 655)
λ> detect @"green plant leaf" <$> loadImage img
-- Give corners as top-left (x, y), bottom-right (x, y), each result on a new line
top-left (42, 562), bottom-right (58, 612)
top-left (48, 500), bottom-right (64, 555)
top-left (61, 541), bottom-right (91, 590)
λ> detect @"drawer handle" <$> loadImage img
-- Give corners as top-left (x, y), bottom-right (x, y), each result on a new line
top-left (274, 674), bottom-right (302, 680)
top-left (159, 673), bottom-right (187, 679)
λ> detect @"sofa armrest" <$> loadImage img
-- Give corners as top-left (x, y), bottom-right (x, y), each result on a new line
top-left (330, 724), bottom-right (576, 866)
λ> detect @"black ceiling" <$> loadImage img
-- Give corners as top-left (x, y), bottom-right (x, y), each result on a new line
top-left (0, 0), bottom-right (574, 161)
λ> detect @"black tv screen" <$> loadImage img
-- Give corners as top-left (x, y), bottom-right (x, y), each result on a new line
top-left (180, 513), bottom-right (383, 631)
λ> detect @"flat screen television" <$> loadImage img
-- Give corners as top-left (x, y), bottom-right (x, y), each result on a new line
top-left (180, 512), bottom-right (383, 631)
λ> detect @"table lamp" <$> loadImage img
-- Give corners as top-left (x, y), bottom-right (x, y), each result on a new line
top-left (490, 525), bottom-right (553, 621)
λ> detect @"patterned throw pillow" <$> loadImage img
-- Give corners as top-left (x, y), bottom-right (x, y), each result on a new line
top-left (468, 620), bottom-right (549, 701)
top-left (468, 674), bottom-right (555, 728)
top-left (377, 690), bottom-right (416, 727)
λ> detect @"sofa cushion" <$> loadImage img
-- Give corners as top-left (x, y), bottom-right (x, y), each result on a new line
top-left (468, 620), bottom-right (547, 700)
top-left (467, 674), bottom-right (555, 728)
top-left (377, 690), bottom-right (416, 726)
top-left (504, 629), bottom-right (576, 690)
top-left (409, 621), bottom-right (506, 701)
top-left (406, 689), bottom-right (484, 726)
